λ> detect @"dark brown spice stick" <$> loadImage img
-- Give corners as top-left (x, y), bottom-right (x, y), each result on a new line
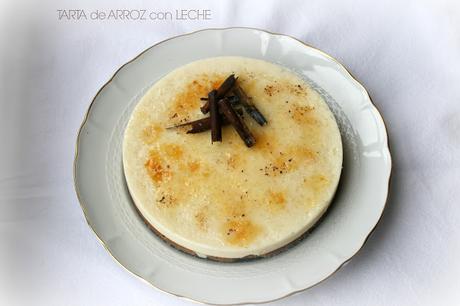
top-left (186, 117), bottom-right (230, 134)
top-left (201, 99), bottom-right (210, 114)
top-left (209, 90), bottom-right (221, 142)
top-left (216, 74), bottom-right (237, 98)
top-left (200, 74), bottom-right (237, 114)
top-left (166, 118), bottom-right (207, 130)
top-left (166, 110), bottom-right (234, 133)
top-left (218, 98), bottom-right (256, 147)
top-left (232, 84), bottom-right (267, 126)
top-left (200, 95), bottom-right (238, 102)
top-left (166, 121), bottom-right (196, 129)
top-left (184, 117), bottom-right (212, 133)
top-left (200, 100), bottom-right (210, 114)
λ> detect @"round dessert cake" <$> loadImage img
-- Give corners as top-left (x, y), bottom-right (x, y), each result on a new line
top-left (123, 56), bottom-right (343, 260)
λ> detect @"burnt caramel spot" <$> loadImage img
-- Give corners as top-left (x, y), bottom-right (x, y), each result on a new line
top-left (141, 124), bottom-right (163, 145)
top-left (289, 84), bottom-right (307, 96)
top-left (223, 219), bottom-right (261, 246)
top-left (253, 131), bottom-right (277, 152)
top-left (261, 155), bottom-right (294, 176)
top-left (187, 160), bottom-right (201, 173)
top-left (304, 174), bottom-right (330, 193)
top-left (268, 190), bottom-right (286, 210)
top-left (157, 192), bottom-right (177, 208)
top-left (168, 74), bottom-right (225, 123)
top-left (195, 208), bottom-right (208, 231)
top-left (163, 143), bottom-right (183, 160)
top-left (294, 146), bottom-right (317, 162)
top-left (226, 153), bottom-right (242, 170)
top-left (259, 146), bottom-right (316, 176)
top-left (264, 84), bottom-right (279, 96)
top-left (145, 150), bottom-right (170, 185)
top-left (262, 82), bottom-right (307, 97)
top-left (290, 104), bottom-right (317, 125)
top-left (223, 200), bottom-right (246, 220)
top-left (177, 159), bottom-right (211, 180)
top-left (201, 167), bottom-right (211, 178)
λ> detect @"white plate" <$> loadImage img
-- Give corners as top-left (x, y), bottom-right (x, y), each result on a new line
top-left (74, 28), bottom-right (392, 305)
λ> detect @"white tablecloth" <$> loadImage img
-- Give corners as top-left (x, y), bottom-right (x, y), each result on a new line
top-left (1, 0), bottom-right (459, 305)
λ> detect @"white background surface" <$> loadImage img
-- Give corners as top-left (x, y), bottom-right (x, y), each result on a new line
top-left (1, 0), bottom-right (459, 305)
